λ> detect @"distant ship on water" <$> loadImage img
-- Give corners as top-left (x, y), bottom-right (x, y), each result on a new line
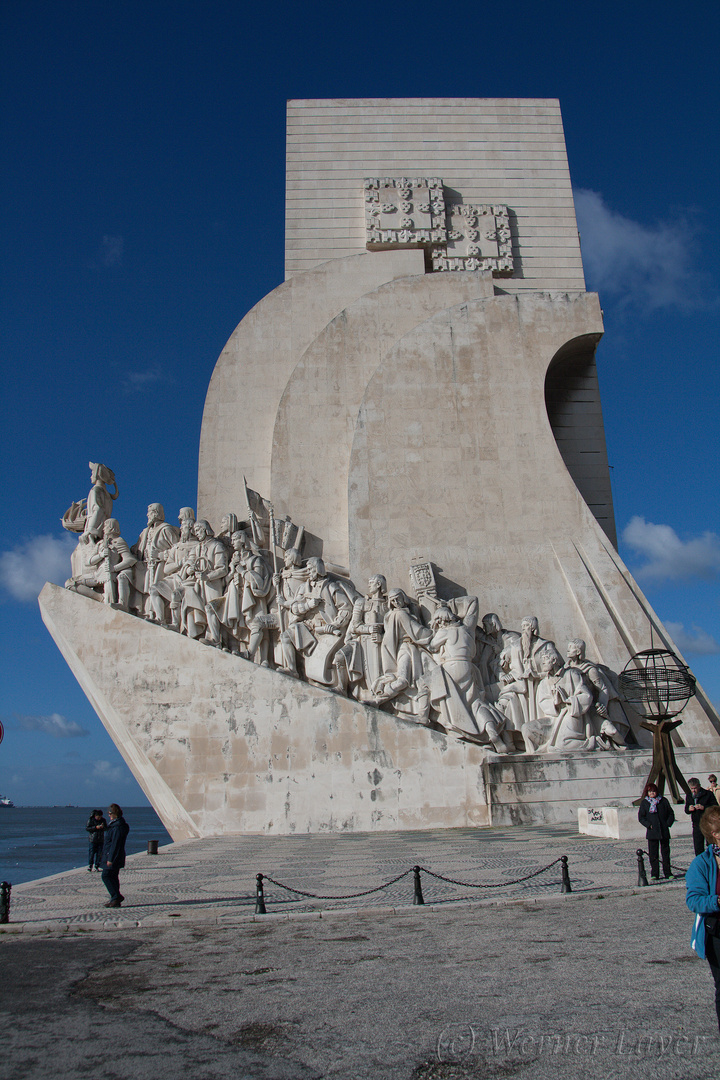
top-left (0, 796), bottom-right (15, 807)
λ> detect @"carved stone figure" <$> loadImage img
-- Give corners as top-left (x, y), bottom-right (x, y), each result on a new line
top-left (66, 518), bottom-right (136, 608)
top-left (372, 589), bottom-right (433, 719)
top-left (335, 574), bottom-right (388, 698)
top-left (216, 513), bottom-right (240, 554)
top-left (422, 606), bottom-right (514, 752)
top-left (179, 520), bottom-right (228, 645)
top-left (131, 504), bottom-right (179, 617)
top-left (148, 509), bottom-right (199, 628)
top-left (278, 557), bottom-right (352, 684)
top-left (217, 531), bottom-right (273, 661)
top-left (497, 616), bottom-right (555, 728)
top-left (82, 463), bottom-right (119, 541)
top-left (475, 612), bottom-right (505, 690)
top-left (565, 638), bottom-right (633, 747)
top-left (523, 649), bottom-right (619, 753)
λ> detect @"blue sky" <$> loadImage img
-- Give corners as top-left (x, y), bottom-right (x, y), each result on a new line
top-left (1, 1), bottom-right (718, 805)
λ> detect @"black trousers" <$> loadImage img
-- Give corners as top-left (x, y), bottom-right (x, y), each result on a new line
top-left (101, 865), bottom-right (122, 902)
top-left (706, 932), bottom-right (720, 1032)
top-left (647, 837), bottom-right (671, 877)
top-left (693, 828), bottom-right (707, 856)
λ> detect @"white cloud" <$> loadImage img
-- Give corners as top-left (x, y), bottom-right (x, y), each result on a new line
top-left (664, 621), bottom-right (720, 657)
top-left (17, 712), bottom-right (89, 738)
top-left (101, 235), bottom-right (124, 267)
top-left (122, 366), bottom-right (172, 393)
top-left (0, 533), bottom-right (76, 602)
top-left (88, 760), bottom-right (126, 785)
top-left (622, 516), bottom-right (720, 582)
top-left (574, 188), bottom-right (709, 311)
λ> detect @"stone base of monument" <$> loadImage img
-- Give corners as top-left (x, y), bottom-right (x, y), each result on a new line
top-left (39, 583), bottom-right (718, 840)
top-left (484, 750), bottom-right (717, 828)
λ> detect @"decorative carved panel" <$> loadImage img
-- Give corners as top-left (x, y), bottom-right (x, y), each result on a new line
top-left (364, 178), bottom-right (513, 276)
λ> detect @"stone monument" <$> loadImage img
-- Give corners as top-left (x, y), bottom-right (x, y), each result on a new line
top-left (40, 99), bottom-right (720, 839)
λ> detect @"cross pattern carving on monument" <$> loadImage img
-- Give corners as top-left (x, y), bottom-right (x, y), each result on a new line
top-left (364, 177), bottom-right (513, 275)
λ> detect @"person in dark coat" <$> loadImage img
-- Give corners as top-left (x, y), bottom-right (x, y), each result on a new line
top-left (686, 778), bottom-right (718, 855)
top-left (100, 803), bottom-right (130, 908)
top-left (638, 783), bottom-right (675, 880)
top-left (85, 809), bottom-right (106, 871)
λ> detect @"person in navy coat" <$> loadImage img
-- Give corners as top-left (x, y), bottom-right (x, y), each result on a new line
top-left (100, 803), bottom-right (130, 908)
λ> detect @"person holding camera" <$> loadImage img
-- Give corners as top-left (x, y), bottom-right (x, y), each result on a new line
top-left (686, 804), bottom-right (720, 1031)
top-left (685, 777), bottom-right (718, 855)
top-left (85, 809), bottom-right (106, 871)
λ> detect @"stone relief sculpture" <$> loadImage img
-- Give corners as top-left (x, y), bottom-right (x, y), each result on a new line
top-left (61, 467), bottom-right (639, 756)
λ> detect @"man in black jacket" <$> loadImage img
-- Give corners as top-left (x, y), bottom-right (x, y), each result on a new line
top-left (85, 809), bottom-right (106, 871)
top-left (638, 784), bottom-right (675, 880)
top-left (100, 803), bottom-right (130, 908)
top-left (685, 778), bottom-right (717, 855)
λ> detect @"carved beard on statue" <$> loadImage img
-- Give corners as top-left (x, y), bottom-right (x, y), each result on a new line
top-left (521, 628), bottom-right (534, 662)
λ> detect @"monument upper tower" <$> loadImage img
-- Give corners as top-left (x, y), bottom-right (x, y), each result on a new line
top-left (284, 97), bottom-right (585, 291)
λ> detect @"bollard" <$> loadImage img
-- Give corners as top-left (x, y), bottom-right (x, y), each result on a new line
top-left (147, 840), bottom-right (159, 855)
top-left (255, 873), bottom-right (267, 915)
top-left (0, 881), bottom-right (10, 924)
top-left (636, 849), bottom-right (649, 887)
top-left (412, 866), bottom-right (425, 905)
top-left (560, 856), bottom-right (572, 894)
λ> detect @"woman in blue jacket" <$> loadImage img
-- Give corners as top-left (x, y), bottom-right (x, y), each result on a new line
top-left (686, 804), bottom-right (720, 1031)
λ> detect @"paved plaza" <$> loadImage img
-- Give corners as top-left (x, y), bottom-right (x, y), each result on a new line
top-left (3, 825), bottom-right (720, 1080)
top-left (3, 823), bottom-right (699, 928)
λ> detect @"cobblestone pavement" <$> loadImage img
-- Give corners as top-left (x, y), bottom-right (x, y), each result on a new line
top-left (3, 824), bottom-right (698, 930)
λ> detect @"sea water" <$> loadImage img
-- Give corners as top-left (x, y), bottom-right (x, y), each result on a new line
top-left (0, 806), bottom-right (173, 885)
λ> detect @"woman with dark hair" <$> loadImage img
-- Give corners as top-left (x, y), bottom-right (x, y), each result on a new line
top-left (100, 803), bottom-right (129, 908)
top-left (686, 805), bottom-right (720, 1031)
top-left (638, 783), bottom-right (675, 880)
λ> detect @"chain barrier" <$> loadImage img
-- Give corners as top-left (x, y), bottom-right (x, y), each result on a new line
top-left (255, 856), bottom-right (570, 913)
top-left (260, 867), bottom-right (414, 901)
top-left (414, 857), bottom-right (564, 890)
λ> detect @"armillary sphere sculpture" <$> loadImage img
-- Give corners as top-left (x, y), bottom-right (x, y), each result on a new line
top-left (618, 648), bottom-right (697, 804)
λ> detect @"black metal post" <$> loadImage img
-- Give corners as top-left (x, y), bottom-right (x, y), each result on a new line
top-left (412, 866), bottom-right (425, 905)
top-left (560, 856), bottom-right (572, 894)
top-left (147, 840), bottom-right (158, 855)
top-left (636, 849), bottom-right (649, 887)
top-left (0, 881), bottom-right (11, 924)
top-left (255, 873), bottom-right (267, 914)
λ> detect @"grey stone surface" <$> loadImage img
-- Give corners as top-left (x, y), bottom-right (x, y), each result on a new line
top-left (3, 883), bottom-right (719, 1080)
